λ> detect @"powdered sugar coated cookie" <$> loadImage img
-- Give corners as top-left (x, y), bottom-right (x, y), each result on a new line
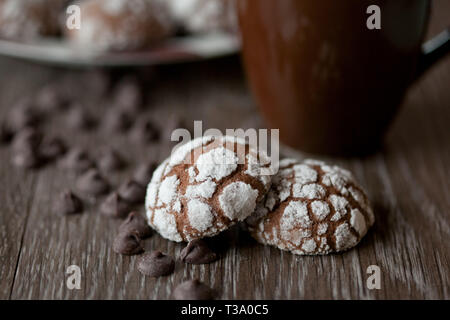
top-left (145, 135), bottom-right (271, 242)
top-left (66, 0), bottom-right (174, 51)
top-left (166, 0), bottom-right (237, 34)
top-left (0, 0), bottom-right (63, 40)
top-left (247, 158), bottom-right (374, 255)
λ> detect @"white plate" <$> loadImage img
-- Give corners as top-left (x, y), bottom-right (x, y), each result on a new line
top-left (0, 32), bottom-right (240, 67)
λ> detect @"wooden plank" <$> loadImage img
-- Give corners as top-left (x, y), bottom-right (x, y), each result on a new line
top-left (0, 62), bottom-right (52, 299)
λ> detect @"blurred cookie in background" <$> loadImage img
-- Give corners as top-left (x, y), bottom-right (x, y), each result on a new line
top-left (0, 0), bottom-right (64, 40)
top-left (65, 0), bottom-right (175, 51)
top-left (166, 0), bottom-right (237, 34)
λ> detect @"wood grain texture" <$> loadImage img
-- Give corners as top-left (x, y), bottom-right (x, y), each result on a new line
top-left (0, 1), bottom-right (449, 300)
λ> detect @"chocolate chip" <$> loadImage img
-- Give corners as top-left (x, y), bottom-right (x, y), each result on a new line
top-left (100, 192), bottom-right (132, 219)
top-left (61, 148), bottom-right (95, 173)
top-left (113, 231), bottom-right (144, 255)
top-left (11, 128), bottom-right (45, 168)
top-left (118, 179), bottom-right (145, 204)
top-left (11, 148), bottom-right (44, 169)
top-left (66, 104), bottom-right (97, 130)
top-left (132, 162), bottom-right (156, 186)
top-left (130, 118), bottom-right (159, 143)
top-left (113, 77), bottom-right (143, 113)
top-left (54, 190), bottom-right (83, 215)
top-left (8, 99), bottom-right (41, 131)
top-left (179, 239), bottom-right (217, 264)
top-left (137, 251), bottom-right (175, 277)
top-left (119, 211), bottom-right (152, 238)
top-left (40, 137), bottom-right (67, 161)
top-left (36, 86), bottom-right (69, 113)
top-left (84, 70), bottom-right (111, 98)
top-left (12, 127), bottom-right (42, 153)
top-left (104, 109), bottom-right (133, 133)
top-left (98, 148), bottom-right (126, 173)
top-left (76, 168), bottom-right (110, 196)
top-left (172, 280), bottom-right (215, 300)
top-left (0, 122), bottom-right (14, 144)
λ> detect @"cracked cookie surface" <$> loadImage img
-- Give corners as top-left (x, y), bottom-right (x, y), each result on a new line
top-left (145, 135), bottom-right (271, 242)
top-left (247, 158), bottom-right (375, 255)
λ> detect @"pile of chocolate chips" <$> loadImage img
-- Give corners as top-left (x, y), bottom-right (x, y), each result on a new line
top-left (0, 75), bottom-right (158, 213)
top-left (112, 210), bottom-right (218, 299)
top-left (1, 74), bottom-right (214, 300)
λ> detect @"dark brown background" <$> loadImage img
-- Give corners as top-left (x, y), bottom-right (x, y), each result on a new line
top-left (0, 1), bottom-right (449, 300)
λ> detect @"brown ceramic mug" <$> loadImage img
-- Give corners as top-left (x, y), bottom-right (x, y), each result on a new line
top-left (238, 0), bottom-right (450, 155)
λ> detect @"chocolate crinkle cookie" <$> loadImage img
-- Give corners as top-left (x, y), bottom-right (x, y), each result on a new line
top-left (145, 135), bottom-right (272, 242)
top-left (246, 159), bottom-right (375, 255)
top-left (0, 0), bottom-right (63, 40)
top-left (66, 0), bottom-right (174, 51)
top-left (166, 0), bottom-right (237, 34)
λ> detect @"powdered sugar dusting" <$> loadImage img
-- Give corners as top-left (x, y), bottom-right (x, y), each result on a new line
top-left (172, 199), bottom-right (181, 213)
top-left (68, 0), bottom-right (174, 51)
top-left (334, 222), bottom-right (357, 250)
top-left (188, 166), bottom-right (196, 182)
top-left (158, 175), bottom-right (180, 206)
top-left (317, 223), bottom-right (328, 235)
top-left (146, 135), bottom-right (271, 241)
top-left (145, 160), bottom-right (168, 208)
top-left (168, 135), bottom-right (214, 170)
top-left (245, 154), bottom-right (271, 188)
top-left (281, 201), bottom-right (310, 230)
top-left (153, 208), bottom-right (182, 242)
top-left (187, 199), bottom-right (214, 232)
top-left (219, 182), bottom-right (258, 221)
top-left (278, 180), bottom-right (292, 202)
top-left (329, 195), bottom-right (349, 221)
top-left (311, 200), bottom-right (330, 220)
top-left (293, 183), bottom-right (326, 199)
top-left (248, 158), bottom-right (374, 255)
top-left (350, 208), bottom-right (366, 236)
top-left (301, 238), bottom-right (317, 253)
top-left (303, 159), bottom-right (326, 166)
top-left (145, 182), bottom-right (159, 208)
top-left (0, 0), bottom-right (61, 40)
top-left (185, 179), bottom-right (216, 199)
top-left (195, 146), bottom-right (238, 182)
top-left (293, 164), bottom-right (318, 184)
top-left (166, 0), bottom-right (237, 33)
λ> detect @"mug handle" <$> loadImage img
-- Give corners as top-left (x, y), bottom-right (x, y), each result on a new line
top-left (415, 27), bottom-right (450, 79)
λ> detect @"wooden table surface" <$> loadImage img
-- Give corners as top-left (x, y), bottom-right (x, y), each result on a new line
top-left (1, 2), bottom-right (449, 300)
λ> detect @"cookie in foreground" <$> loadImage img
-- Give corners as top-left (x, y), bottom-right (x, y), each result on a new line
top-left (145, 135), bottom-right (272, 242)
top-left (247, 158), bottom-right (375, 255)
